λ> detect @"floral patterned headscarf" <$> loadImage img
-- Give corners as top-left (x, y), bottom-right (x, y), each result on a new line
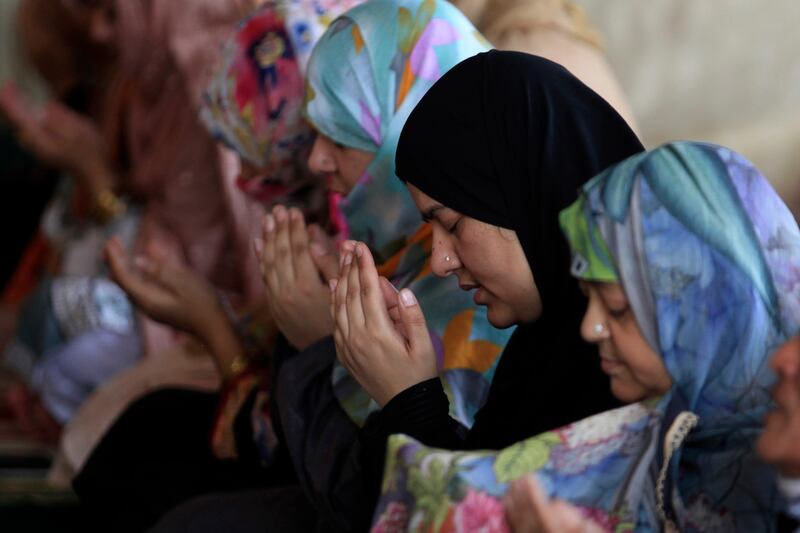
top-left (304, 0), bottom-right (512, 427)
top-left (373, 142), bottom-right (800, 533)
top-left (200, 0), bottom-right (360, 211)
top-left (558, 141), bottom-right (800, 530)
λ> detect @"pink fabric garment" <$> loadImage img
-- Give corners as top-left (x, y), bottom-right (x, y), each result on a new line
top-left (109, 0), bottom-right (264, 353)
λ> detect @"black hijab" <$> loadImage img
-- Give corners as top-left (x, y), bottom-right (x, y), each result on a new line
top-left (395, 50), bottom-right (645, 447)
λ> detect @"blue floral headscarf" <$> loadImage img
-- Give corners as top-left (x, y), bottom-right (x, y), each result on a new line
top-left (559, 141), bottom-right (800, 530)
top-left (304, 0), bottom-right (511, 427)
top-left (371, 142), bottom-right (800, 533)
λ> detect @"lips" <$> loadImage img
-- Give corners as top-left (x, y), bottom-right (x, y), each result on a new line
top-left (599, 355), bottom-right (623, 374)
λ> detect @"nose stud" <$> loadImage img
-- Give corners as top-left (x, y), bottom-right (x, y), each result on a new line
top-left (593, 323), bottom-right (606, 335)
top-left (445, 255), bottom-right (451, 262)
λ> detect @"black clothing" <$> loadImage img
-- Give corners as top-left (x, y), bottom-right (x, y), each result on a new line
top-left (73, 389), bottom-right (292, 533)
top-left (350, 50), bottom-right (646, 526)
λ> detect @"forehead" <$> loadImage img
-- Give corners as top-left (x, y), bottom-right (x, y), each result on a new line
top-left (406, 183), bottom-right (438, 208)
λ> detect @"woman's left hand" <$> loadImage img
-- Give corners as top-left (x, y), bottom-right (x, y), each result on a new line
top-left (504, 476), bottom-right (605, 533)
top-left (255, 205), bottom-right (335, 350)
top-left (331, 242), bottom-right (438, 406)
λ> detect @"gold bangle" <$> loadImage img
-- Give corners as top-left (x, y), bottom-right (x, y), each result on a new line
top-left (93, 189), bottom-right (127, 223)
top-left (223, 354), bottom-right (249, 381)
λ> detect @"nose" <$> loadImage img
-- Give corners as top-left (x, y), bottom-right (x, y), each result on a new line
top-left (430, 224), bottom-right (460, 277)
top-left (308, 135), bottom-right (337, 174)
top-left (580, 290), bottom-right (609, 344)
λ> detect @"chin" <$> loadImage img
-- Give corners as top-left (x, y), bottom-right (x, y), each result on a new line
top-left (486, 305), bottom-right (518, 329)
top-left (609, 379), bottom-right (648, 404)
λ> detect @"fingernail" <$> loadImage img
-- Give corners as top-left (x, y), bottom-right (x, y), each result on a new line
top-left (290, 209), bottom-right (301, 221)
top-left (274, 206), bottom-right (286, 222)
top-left (253, 238), bottom-right (264, 255)
top-left (265, 215), bottom-right (275, 232)
top-left (355, 244), bottom-right (363, 257)
top-left (310, 242), bottom-right (327, 257)
top-left (400, 289), bottom-right (417, 307)
top-left (329, 279), bottom-right (338, 292)
top-left (344, 253), bottom-right (353, 266)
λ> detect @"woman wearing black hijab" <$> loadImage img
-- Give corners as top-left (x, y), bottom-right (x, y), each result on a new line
top-left (331, 49), bottom-right (644, 520)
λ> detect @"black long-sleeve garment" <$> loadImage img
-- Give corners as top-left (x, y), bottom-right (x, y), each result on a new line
top-left (353, 50), bottom-right (645, 528)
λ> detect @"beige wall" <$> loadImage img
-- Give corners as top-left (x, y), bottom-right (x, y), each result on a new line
top-left (577, 0), bottom-right (800, 213)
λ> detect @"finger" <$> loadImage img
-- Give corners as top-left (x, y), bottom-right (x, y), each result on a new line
top-left (310, 241), bottom-right (339, 282)
top-left (355, 244), bottom-right (393, 330)
top-left (334, 253), bottom-right (352, 338)
top-left (396, 287), bottom-right (433, 355)
top-left (0, 82), bottom-right (37, 131)
top-left (505, 479), bottom-right (538, 533)
top-left (308, 223), bottom-right (333, 246)
top-left (260, 214), bottom-right (280, 293)
top-left (288, 208), bottom-right (319, 281)
top-left (379, 276), bottom-right (400, 311)
top-left (105, 246), bottom-right (169, 312)
top-left (338, 240), bottom-right (357, 270)
top-left (345, 249), bottom-right (366, 329)
top-left (104, 237), bottom-right (132, 286)
top-left (523, 475), bottom-right (557, 532)
top-left (549, 501), bottom-right (595, 533)
top-left (272, 205), bottom-right (295, 284)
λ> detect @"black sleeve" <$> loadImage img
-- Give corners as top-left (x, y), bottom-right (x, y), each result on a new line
top-left (358, 377), bottom-right (467, 523)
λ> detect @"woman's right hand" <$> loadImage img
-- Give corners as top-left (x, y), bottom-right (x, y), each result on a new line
top-left (104, 237), bottom-right (227, 343)
top-left (330, 241), bottom-right (438, 407)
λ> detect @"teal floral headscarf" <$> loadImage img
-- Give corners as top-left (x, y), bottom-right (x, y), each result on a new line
top-left (304, 0), bottom-right (511, 427)
top-left (559, 141), bottom-right (800, 530)
top-left (371, 142), bottom-right (800, 533)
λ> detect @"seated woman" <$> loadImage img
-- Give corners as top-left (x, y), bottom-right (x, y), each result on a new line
top-left (75, 1), bottom-right (511, 531)
top-left (328, 47), bottom-right (643, 524)
top-left (364, 141), bottom-right (800, 532)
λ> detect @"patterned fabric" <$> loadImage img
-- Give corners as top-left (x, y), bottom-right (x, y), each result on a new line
top-left (373, 142), bottom-right (800, 532)
top-left (200, 0), bottom-right (358, 211)
top-left (304, 0), bottom-right (510, 427)
top-left (374, 403), bottom-right (659, 533)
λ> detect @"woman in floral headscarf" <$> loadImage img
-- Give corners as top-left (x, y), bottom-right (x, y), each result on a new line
top-left (73, 1), bottom-right (509, 531)
top-left (373, 141), bottom-right (800, 532)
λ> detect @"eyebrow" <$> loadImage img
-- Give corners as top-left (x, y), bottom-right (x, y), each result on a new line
top-left (420, 205), bottom-right (446, 222)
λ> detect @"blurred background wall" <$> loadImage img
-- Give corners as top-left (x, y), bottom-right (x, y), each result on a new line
top-left (578, 0), bottom-right (800, 215)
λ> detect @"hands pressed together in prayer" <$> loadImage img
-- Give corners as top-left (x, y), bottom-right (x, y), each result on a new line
top-left (504, 476), bottom-right (605, 533)
top-left (329, 241), bottom-right (438, 406)
top-left (253, 205), bottom-right (339, 350)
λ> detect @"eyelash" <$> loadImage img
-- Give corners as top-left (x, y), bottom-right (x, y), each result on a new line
top-left (608, 307), bottom-right (628, 319)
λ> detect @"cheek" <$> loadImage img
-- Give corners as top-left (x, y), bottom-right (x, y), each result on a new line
top-left (614, 332), bottom-right (670, 393)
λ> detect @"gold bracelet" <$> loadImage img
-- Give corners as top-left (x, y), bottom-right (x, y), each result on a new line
top-left (223, 354), bottom-right (250, 382)
top-left (93, 189), bottom-right (127, 223)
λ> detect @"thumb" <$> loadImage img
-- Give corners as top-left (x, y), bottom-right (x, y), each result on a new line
top-left (397, 288), bottom-right (432, 353)
top-left (310, 242), bottom-right (339, 282)
top-left (104, 237), bottom-right (131, 286)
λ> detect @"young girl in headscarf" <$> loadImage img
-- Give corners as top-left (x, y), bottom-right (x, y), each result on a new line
top-left (368, 141), bottom-right (800, 532)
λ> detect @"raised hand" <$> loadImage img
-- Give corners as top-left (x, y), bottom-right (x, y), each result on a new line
top-left (104, 237), bottom-right (226, 341)
top-left (0, 82), bottom-right (110, 188)
top-left (254, 205), bottom-right (334, 350)
top-left (504, 476), bottom-right (605, 533)
top-left (331, 241), bottom-right (437, 406)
